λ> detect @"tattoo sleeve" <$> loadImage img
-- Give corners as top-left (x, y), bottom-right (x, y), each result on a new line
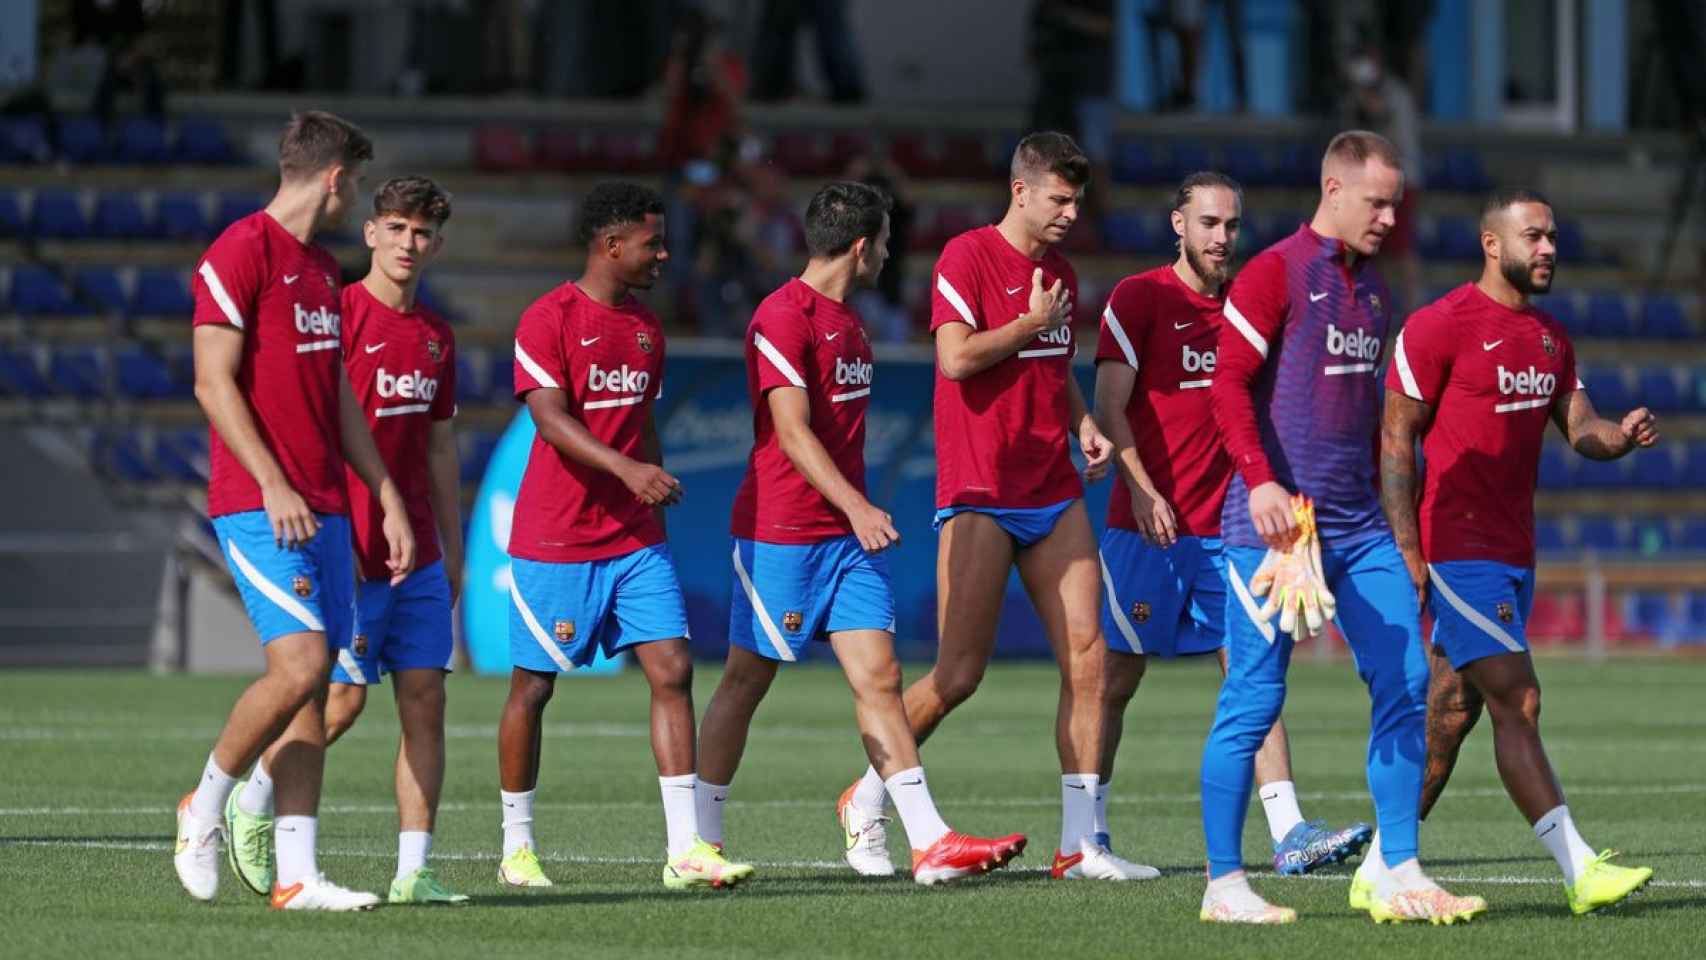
top-left (1553, 390), bottom-right (1632, 460)
top-left (1379, 389), bottom-right (1432, 554)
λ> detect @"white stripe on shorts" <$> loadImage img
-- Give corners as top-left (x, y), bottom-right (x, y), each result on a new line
top-left (226, 541), bottom-right (324, 633)
top-left (1098, 551), bottom-right (1144, 654)
top-left (731, 544), bottom-right (796, 662)
top-left (1225, 557), bottom-right (1276, 645)
top-left (1427, 564), bottom-right (1524, 654)
top-left (510, 580), bottom-right (575, 672)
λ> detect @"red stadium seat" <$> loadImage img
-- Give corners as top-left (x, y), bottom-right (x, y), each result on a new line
top-left (474, 125), bottom-right (535, 172)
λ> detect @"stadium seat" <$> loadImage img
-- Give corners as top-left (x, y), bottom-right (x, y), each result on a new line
top-left (1535, 292), bottom-right (1580, 333)
top-left (1537, 446), bottom-right (1571, 489)
top-left (115, 117), bottom-right (169, 164)
top-left (173, 117), bottom-right (239, 164)
top-left (1639, 294), bottom-right (1689, 339)
top-left (1679, 517), bottom-right (1706, 551)
top-left (1580, 369), bottom-right (1632, 412)
top-left (0, 188), bottom-right (23, 236)
top-left (1687, 368), bottom-right (1706, 411)
top-left (30, 188), bottom-right (91, 239)
top-left (152, 428), bottom-right (207, 482)
top-left (772, 132), bottom-right (832, 176)
top-left (1629, 515), bottom-right (1672, 556)
top-left (1432, 216), bottom-right (1480, 261)
top-left (1112, 139), bottom-right (1166, 184)
top-left (214, 192), bottom-right (264, 231)
top-left (888, 133), bottom-right (940, 178)
top-left (114, 346), bottom-right (182, 399)
top-left (1574, 515), bottom-right (1622, 550)
top-left (1636, 366), bottom-right (1684, 413)
top-left (92, 191), bottom-right (156, 239)
top-left (461, 431), bottom-right (500, 485)
top-left (454, 349), bottom-right (486, 405)
top-left (1535, 518), bottom-right (1567, 552)
top-left (94, 429), bottom-right (158, 483)
top-left (1682, 443), bottom-right (1706, 485)
top-left (536, 128), bottom-right (589, 171)
top-left (48, 346), bottom-right (106, 398)
top-left (58, 116), bottom-right (109, 164)
top-left (1169, 141), bottom-right (1213, 180)
top-left (0, 347), bottom-right (50, 397)
top-left (1220, 141), bottom-right (1270, 186)
top-left (1101, 211), bottom-right (1153, 255)
top-left (74, 267), bottom-right (128, 314)
top-left (1629, 446), bottom-right (1678, 489)
top-left (8, 265), bottom-right (87, 315)
top-left (1554, 220), bottom-right (1588, 262)
top-left (1572, 456), bottom-right (1629, 490)
top-left (0, 115), bottom-right (51, 164)
top-left (156, 191), bottom-right (209, 240)
top-left (488, 351), bottom-right (514, 400)
top-left (1585, 292), bottom-right (1634, 338)
top-left (1627, 591), bottom-right (1673, 633)
top-left (130, 268), bottom-right (194, 316)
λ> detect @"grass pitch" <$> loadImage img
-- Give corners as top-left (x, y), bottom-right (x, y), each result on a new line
top-left (1, 658), bottom-right (1701, 958)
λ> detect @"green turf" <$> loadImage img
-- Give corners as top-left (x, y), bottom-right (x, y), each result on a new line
top-left (1, 659), bottom-right (1701, 958)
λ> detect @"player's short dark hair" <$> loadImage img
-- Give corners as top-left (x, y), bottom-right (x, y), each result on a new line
top-left (1173, 171), bottom-right (1243, 212)
top-left (1322, 129), bottom-right (1402, 175)
top-left (372, 175), bottom-right (453, 226)
top-left (803, 181), bottom-right (892, 258)
top-left (277, 111), bottom-right (373, 180)
top-left (577, 181), bottom-right (666, 245)
top-left (1479, 187), bottom-right (1552, 230)
top-left (1011, 131), bottom-right (1091, 187)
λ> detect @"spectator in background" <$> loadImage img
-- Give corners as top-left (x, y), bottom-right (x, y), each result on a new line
top-left (749, 0), bottom-right (867, 104)
top-left (1030, 0), bottom-right (1115, 165)
top-left (843, 151), bottom-right (915, 341)
top-left (1343, 44), bottom-right (1423, 314)
top-left (76, 0), bottom-right (164, 123)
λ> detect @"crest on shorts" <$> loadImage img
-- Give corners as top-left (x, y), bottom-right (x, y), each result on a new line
top-left (426, 339), bottom-right (442, 362)
top-left (291, 575), bottom-right (312, 598)
top-left (1496, 602), bottom-right (1514, 624)
top-left (636, 330), bottom-right (654, 354)
top-left (352, 634), bottom-right (368, 658)
top-left (553, 619), bottom-right (576, 644)
top-left (1131, 601), bottom-right (1152, 624)
top-left (782, 610), bottom-right (803, 632)
top-left (1541, 333), bottom-right (1556, 356)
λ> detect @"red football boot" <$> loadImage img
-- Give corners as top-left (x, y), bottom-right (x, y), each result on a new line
top-left (910, 831), bottom-right (1027, 885)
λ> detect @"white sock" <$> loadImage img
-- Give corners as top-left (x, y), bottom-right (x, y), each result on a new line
top-left (659, 774), bottom-right (698, 858)
top-left (696, 779), bottom-right (730, 846)
top-left (1258, 780), bottom-right (1304, 844)
top-left (237, 758), bottom-right (274, 816)
top-left (1060, 773), bottom-right (1099, 855)
top-left (397, 831), bottom-right (431, 879)
top-left (1356, 830), bottom-right (1384, 879)
top-left (500, 789), bottom-right (535, 858)
top-left (852, 765), bottom-right (887, 809)
top-left (1534, 804), bottom-right (1595, 885)
top-left (884, 766), bottom-right (950, 849)
top-left (188, 753), bottom-right (238, 823)
top-left (1374, 856), bottom-right (1433, 900)
top-left (1205, 870), bottom-right (1273, 910)
top-left (275, 815), bottom-right (318, 887)
top-left (1091, 781), bottom-right (1110, 840)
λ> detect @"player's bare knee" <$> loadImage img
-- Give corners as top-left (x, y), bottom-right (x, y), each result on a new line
top-left (1104, 653), bottom-right (1146, 706)
top-left (934, 662), bottom-right (985, 707)
top-left (646, 651), bottom-right (694, 699)
top-left (326, 683), bottom-right (366, 733)
top-left (508, 669), bottom-right (556, 712)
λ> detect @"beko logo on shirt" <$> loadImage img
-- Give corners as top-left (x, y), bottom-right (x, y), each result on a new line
top-left (1181, 343), bottom-right (1216, 374)
top-left (1036, 326), bottom-right (1074, 346)
top-left (835, 357), bottom-right (874, 386)
top-left (1497, 365), bottom-right (1556, 398)
top-left (1326, 323), bottom-right (1380, 362)
top-left (376, 367), bottom-right (439, 401)
top-left (294, 303), bottom-right (340, 337)
top-left (588, 363), bottom-right (650, 394)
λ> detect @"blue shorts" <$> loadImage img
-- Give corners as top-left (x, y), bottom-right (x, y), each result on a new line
top-left (1099, 529), bottom-right (1225, 657)
top-left (331, 561), bottom-right (455, 686)
top-left (933, 498), bottom-right (1078, 548)
top-left (729, 535), bottom-right (895, 662)
top-left (213, 510), bottom-right (354, 649)
top-left (1426, 560), bottom-right (1535, 670)
top-left (507, 545), bottom-right (688, 673)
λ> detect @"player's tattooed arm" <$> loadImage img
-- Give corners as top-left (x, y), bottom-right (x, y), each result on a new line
top-left (524, 388), bottom-right (681, 506)
top-left (767, 386), bottom-right (898, 552)
top-left (1380, 388), bottom-right (1432, 604)
top-left (1552, 388), bottom-right (1659, 460)
top-left (340, 375), bottom-right (417, 581)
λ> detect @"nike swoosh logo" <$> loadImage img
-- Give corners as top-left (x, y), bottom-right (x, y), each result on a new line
top-left (1173, 322), bottom-right (1193, 330)
top-left (1005, 286), bottom-right (1023, 295)
top-left (712, 796), bottom-right (725, 803)
top-left (898, 778), bottom-right (922, 787)
top-left (502, 802), bottom-right (516, 808)
top-left (270, 882), bottom-right (302, 908)
top-left (1309, 291), bottom-right (1328, 302)
top-left (580, 337), bottom-right (600, 346)
top-left (1536, 823), bottom-right (1558, 838)
top-left (283, 274), bottom-right (299, 284)
top-left (1259, 791), bottom-right (1280, 801)
top-left (844, 826), bottom-right (861, 851)
top-left (364, 342), bottom-right (385, 354)
top-left (1482, 340), bottom-right (1503, 351)
top-left (1064, 783), bottom-right (1087, 791)
top-left (825, 332), bottom-right (840, 340)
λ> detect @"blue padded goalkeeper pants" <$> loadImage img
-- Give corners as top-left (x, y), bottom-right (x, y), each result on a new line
top-left (1201, 534), bottom-right (1427, 878)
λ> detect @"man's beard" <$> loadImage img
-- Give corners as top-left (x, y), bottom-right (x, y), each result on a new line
top-left (1184, 243), bottom-right (1228, 288)
top-left (1500, 252), bottom-right (1552, 295)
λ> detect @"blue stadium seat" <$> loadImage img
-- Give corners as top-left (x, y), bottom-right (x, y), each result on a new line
top-left (95, 429), bottom-right (158, 483)
top-left (58, 117), bottom-right (109, 164)
top-left (1438, 148), bottom-right (1492, 191)
top-left (1574, 515), bottom-right (1622, 550)
top-left (1101, 211), bottom-right (1153, 255)
top-left (0, 347), bottom-right (50, 396)
top-left (130, 269), bottom-right (194, 316)
top-left (1629, 515), bottom-right (1672, 556)
top-left (1629, 447), bottom-right (1678, 488)
top-left (487, 351), bottom-right (514, 400)
top-left (115, 117), bottom-right (170, 164)
top-left (1683, 443), bottom-right (1706, 484)
top-left (1580, 369), bottom-right (1632, 411)
top-left (1169, 142), bottom-right (1214, 180)
top-left (1555, 220), bottom-right (1588, 262)
top-left (92, 191), bottom-right (156, 238)
top-left (1639, 294), bottom-right (1689, 339)
top-left (1534, 293), bottom-right (1581, 333)
top-left (1628, 591), bottom-right (1672, 632)
top-left (156, 192), bottom-right (209, 240)
top-left (214, 192), bottom-right (264, 231)
top-left (1537, 446), bottom-right (1571, 489)
top-left (1535, 518), bottom-right (1567, 552)
top-left (0, 116), bottom-right (50, 163)
top-left (1585, 292), bottom-right (1634, 338)
top-left (74, 267), bottom-right (127, 314)
top-left (1679, 517), bottom-right (1706, 551)
top-left (114, 346), bottom-right (178, 398)
top-left (460, 432), bottom-right (500, 484)
top-left (1636, 366), bottom-right (1684, 413)
top-left (1685, 368), bottom-right (1706, 411)
top-left (1112, 139), bottom-right (1165, 184)
top-left (8, 265), bottom-right (87, 315)
top-left (1572, 456), bottom-right (1629, 490)
top-left (153, 428), bottom-right (207, 482)
top-left (30, 188), bottom-right (91, 239)
top-left (48, 346), bottom-right (105, 398)
top-left (453, 349), bottom-right (484, 405)
top-left (1432, 216), bottom-right (1480, 261)
top-left (174, 117), bottom-right (239, 164)
top-left (0, 188), bottom-right (22, 236)
top-left (1221, 142), bottom-right (1270, 186)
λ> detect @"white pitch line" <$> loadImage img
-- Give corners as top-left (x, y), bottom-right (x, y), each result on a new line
top-left (1, 838), bottom-right (1700, 890)
top-left (5, 782), bottom-right (1704, 819)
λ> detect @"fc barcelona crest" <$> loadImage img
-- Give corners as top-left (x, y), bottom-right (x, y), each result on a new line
top-left (1131, 601), bottom-right (1152, 624)
top-left (1369, 294), bottom-right (1382, 312)
top-left (352, 634), bottom-right (369, 657)
top-left (426, 339), bottom-right (442, 362)
top-left (323, 273), bottom-right (336, 289)
top-left (636, 330), bottom-right (654, 354)
top-left (1496, 602), bottom-right (1514, 624)
top-left (292, 575), bottom-right (312, 598)
top-left (554, 619), bottom-right (576, 644)
top-left (1541, 333), bottom-right (1556, 356)
top-left (782, 610), bottom-right (803, 632)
